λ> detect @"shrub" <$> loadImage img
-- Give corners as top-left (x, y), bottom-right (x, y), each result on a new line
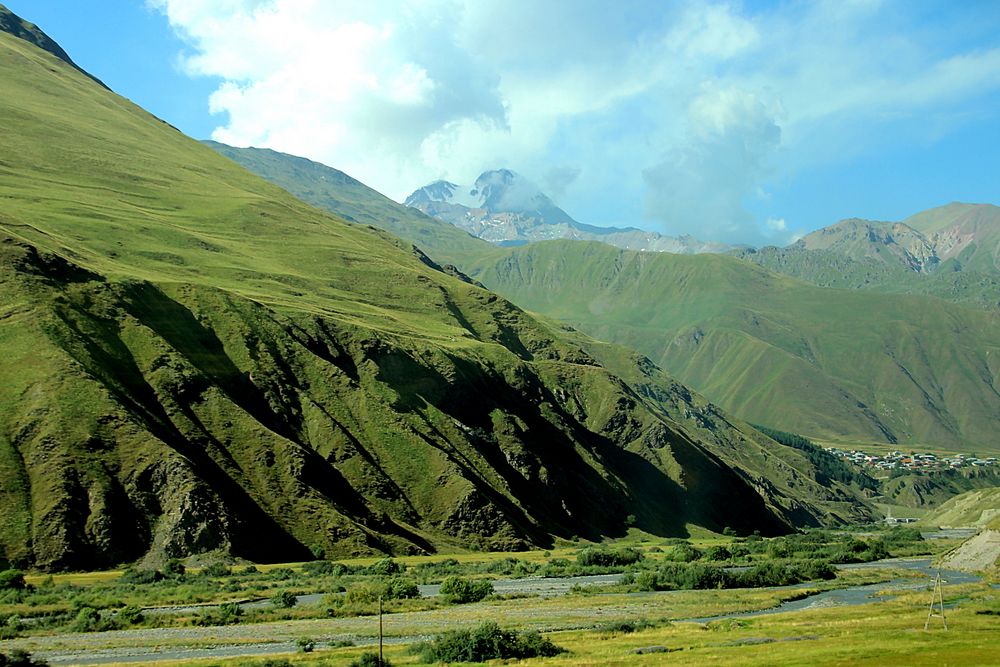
top-left (72, 607), bottom-right (102, 633)
top-left (267, 567), bottom-right (297, 580)
top-left (0, 571), bottom-right (26, 591)
top-left (664, 544), bottom-right (703, 563)
top-left (595, 619), bottom-right (653, 635)
top-left (302, 560), bottom-right (334, 576)
top-left (416, 621), bottom-right (564, 663)
top-left (483, 558), bottom-right (537, 576)
top-left (119, 568), bottom-right (163, 585)
top-left (0, 650), bottom-right (48, 667)
top-left (348, 653), bottom-right (392, 667)
top-left (163, 559), bottom-right (186, 577)
top-left (270, 590), bottom-right (297, 609)
top-left (240, 660), bottom-right (291, 667)
top-left (438, 576), bottom-right (493, 604)
top-left (385, 578), bottom-right (419, 600)
top-left (295, 637), bottom-right (315, 653)
top-left (884, 526), bottom-right (924, 546)
top-left (116, 606), bottom-right (144, 626)
top-left (345, 578), bottom-right (420, 605)
top-left (704, 546), bottom-right (731, 562)
top-left (194, 602), bottom-right (243, 626)
top-left (367, 558), bottom-right (402, 576)
top-left (576, 547), bottom-right (643, 567)
top-left (766, 539), bottom-right (794, 559)
top-left (201, 562), bottom-right (232, 577)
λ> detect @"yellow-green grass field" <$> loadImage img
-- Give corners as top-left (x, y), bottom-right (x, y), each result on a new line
top-left (49, 580), bottom-right (997, 666)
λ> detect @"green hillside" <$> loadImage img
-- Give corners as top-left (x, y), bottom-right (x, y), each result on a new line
top-left (921, 487), bottom-right (1000, 528)
top-left (0, 9), bottom-right (872, 570)
top-left (882, 469), bottom-right (1000, 508)
top-left (202, 141), bottom-right (494, 268)
top-left (466, 241), bottom-right (1000, 452)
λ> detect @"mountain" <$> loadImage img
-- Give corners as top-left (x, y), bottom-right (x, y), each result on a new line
top-left (795, 203), bottom-right (1000, 273)
top-left (922, 487), bottom-right (1000, 529)
top-left (733, 203), bottom-right (1000, 310)
top-left (465, 241), bottom-right (1000, 452)
top-left (202, 141), bottom-right (494, 268)
top-left (0, 7), bottom-right (870, 570)
top-left (405, 170), bottom-right (734, 253)
top-left (0, 4), bottom-right (105, 88)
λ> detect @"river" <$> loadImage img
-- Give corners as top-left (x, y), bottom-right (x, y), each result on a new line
top-left (22, 558), bottom-right (981, 665)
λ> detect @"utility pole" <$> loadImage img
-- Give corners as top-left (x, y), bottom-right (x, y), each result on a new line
top-left (379, 595), bottom-right (384, 666)
top-left (924, 570), bottom-right (947, 630)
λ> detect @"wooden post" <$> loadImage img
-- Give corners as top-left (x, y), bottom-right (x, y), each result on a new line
top-left (379, 595), bottom-right (384, 665)
top-left (924, 570), bottom-right (947, 630)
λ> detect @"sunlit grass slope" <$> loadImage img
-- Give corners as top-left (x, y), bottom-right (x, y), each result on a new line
top-left (468, 240), bottom-right (1000, 451)
top-left (921, 488), bottom-right (1000, 528)
top-left (202, 141), bottom-right (495, 268)
top-left (0, 14), bottom-right (871, 570)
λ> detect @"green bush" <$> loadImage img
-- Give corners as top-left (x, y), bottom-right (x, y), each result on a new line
top-left (72, 607), bottom-right (102, 633)
top-left (482, 557), bottom-right (538, 576)
top-left (163, 559), bottom-right (186, 577)
top-left (116, 606), bottom-right (144, 626)
top-left (295, 637), bottom-right (315, 653)
top-left (595, 618), bottom-right (653, 635)
top-left (884, 526), bottom-right (924, 546)
top-left (201, 562), bottom-right (232, 577)
top-left (345, 577), bottom-right (420, 605)
top-left (664, 544), bottom-right (703, 562)
top-left (416, 621), bottom-right (565, 663)
top-left (635, 559), bottom-right (835, 591)
top-left (576, 547), bottom-right (643, 567)
top-left (704, 546), bottom-right (731, 562)
top-left (348, 653), bottom-right (392, 667)
top-left (0, 650), bottom-right (48, 667)
top-left (438, 576), bottom-right (493, 604)
top-left (0, 571), bottom-right (26, 591)
top-left (366, 558), bottom-right (401, 576)
top-left (301, 560), bottom-right (334, 576)
top-left (119, 568), bottom-right (163, 585)
top-left (194, 602), bottom-right (243, 626)
top-left (270, 590), bottom-right (297, 608)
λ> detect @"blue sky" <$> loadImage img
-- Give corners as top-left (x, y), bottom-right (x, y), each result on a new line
top-left (7, 1), bottom-right (1000, 245)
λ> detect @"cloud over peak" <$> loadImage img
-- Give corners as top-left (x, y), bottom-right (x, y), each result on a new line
top-left (151, 0), bottom-right (1000, 245)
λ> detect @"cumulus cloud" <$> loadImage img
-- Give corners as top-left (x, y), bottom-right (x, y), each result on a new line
top-left (150, 0), bottom-right (1000, 244)
top-left (643, 87), bottom-right (781, 240)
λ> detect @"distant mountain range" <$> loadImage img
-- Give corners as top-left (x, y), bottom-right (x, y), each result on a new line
top-left (405, 169), bottom-right (735, 254)
top-left (734, 203), bottom-right (1000, 310)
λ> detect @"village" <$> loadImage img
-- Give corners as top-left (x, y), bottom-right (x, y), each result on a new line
top-left (824, 447), bottom-right (998, 472)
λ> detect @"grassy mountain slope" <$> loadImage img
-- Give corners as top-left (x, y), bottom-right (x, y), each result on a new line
top-left (921, 487), bottom-right (1000, 528)
top-left (882, 469), bottom-right (1000, 508)
top-left (201, 141), bottom-right (494, 268)
top-left (0, 15), bottom-right (868, 570)
top-left (466, 241), bottom-right (1000, 452)
top-left (0, 4), bottom-right (105, 87)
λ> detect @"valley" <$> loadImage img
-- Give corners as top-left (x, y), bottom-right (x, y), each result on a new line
top-left (0, 3), bottom-right (998, 666)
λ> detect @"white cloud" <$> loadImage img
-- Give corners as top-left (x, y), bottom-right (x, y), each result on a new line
top-left (766, 217), bottom-right (786, 232)
top-left (150, 0), bottom-right (1000, 245)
